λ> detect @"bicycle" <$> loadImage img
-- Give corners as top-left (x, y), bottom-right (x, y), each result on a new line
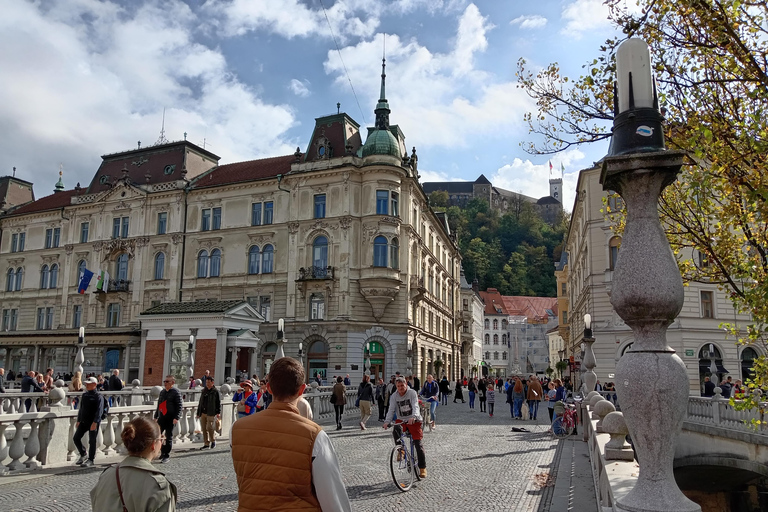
top-left (420, 399), bottom-right (434, 433)
top-left (388, 420), bottom-right (423, 492)
top-left (551, 401), bottom-right (578, 438)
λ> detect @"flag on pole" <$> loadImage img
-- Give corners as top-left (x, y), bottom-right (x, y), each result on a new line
top-left (549, 161), bottom-right (553, 175)
top-left (78, 269), bottom-right (94, 294)
top-left (561, 162), bottom-right (565, 177)
top-left (95, 270), bottom-right (110, 292)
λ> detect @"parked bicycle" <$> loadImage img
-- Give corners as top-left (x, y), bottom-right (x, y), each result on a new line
top-left (389, 419), bottom-right (423, 491)
top-left (552, 401), bottom-right (578, 438)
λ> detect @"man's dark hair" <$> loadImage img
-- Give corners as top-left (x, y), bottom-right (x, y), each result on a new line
top-left (268, 357), bottom-right (305, 399)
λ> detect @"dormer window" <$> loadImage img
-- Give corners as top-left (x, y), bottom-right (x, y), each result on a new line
top-left (315, 135), bottom-right (332, 159)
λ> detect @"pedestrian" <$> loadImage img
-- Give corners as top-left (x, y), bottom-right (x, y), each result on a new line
top-left (96, 374), bottom-right (106, 391)
top-left (487, 384), bottom-right (496, 417)
top-left (478, 379), bottom-right (487, 412)
top-left (90, 416), bottom-right (178, 511)
top-left (413, 374), bottom-right (420, 391)
top-left (527, 376), bottom-right (543, 421)
top-left (468, 377), bottom-right (477, 411)
top-left (343, 374), bottom-right (351, 386)
top-left (73, 376), bottom-right (105, 467)
top-left (384, 376), bottom-right (428, 479)
top-left (720, 376), bottom-right (733, 399)
top-left (332, 376), bottom-right (347, 430)
top-left (496, 377), bottom-right (504, 392)
top-left (439, 376), bottom-right (450, 405)
top-left (188, 376), bottom-right (196, 389)
top-left (510, 377), bottom-right (526, 419)
top-left (154, 375), bottom-right (183, 463)
top-left (384, 376), bottom-right (396, 418)
top-left (420, 374), bottom-right (439, 429)
top-left (108, 369), bottom-right (123, 406)
top-left (702, 376), bottom-right (715, 397)
top-left (43, 367), bottom-right (55, 391)
top-left (545, 381), bottom-right (557, 426)
top-left (69, 371), bottom-right (83, 409)
top-left (0, 368), bottom-right (4, 393)
top-left (231, 357), bottom-right (352, 511)
top-left (375, 378), bottom-right (387, 421)
top-left (233, 380), bottom-right (258, 419)
top-left (21, 370), bottom-right (44, 411)
top-left (260, 381), bottom-right (273, 409)
top-left (357, 374), bottom-right (375, 430)
top-left (453, 378), bottom-right (465, 403)
top-left (196, 376), bottom-right (221, 449)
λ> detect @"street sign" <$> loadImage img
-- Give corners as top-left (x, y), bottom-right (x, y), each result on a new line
top-left (684, 349), bottom-right (695, 357)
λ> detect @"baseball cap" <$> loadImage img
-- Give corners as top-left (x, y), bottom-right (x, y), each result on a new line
top-left (84, 377), bottom-right (98, 384)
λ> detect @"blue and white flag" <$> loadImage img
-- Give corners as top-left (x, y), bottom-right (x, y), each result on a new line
top-left (78, 269), bottom-right (94, 294)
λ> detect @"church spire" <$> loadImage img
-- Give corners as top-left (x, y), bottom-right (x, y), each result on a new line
top-left (54, 165), bottom-right (65, 193)
top-left (374, 57), bottom-right (390, 130)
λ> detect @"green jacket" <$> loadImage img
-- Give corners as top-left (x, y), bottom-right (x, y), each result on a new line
top-left (90, 456), bottom-right (177, 512)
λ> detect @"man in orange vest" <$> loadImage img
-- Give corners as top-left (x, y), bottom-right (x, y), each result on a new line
top-left (231, 357), bottom-right (351, 511)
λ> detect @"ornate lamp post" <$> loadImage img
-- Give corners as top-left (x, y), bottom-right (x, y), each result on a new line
top-left (275, 318), bottom-right (285, 359)
top-left (74, 327), bottom-right (85, 375)
top-left (601, 38), bottom-right (699, 512)
top-left (186, 335), bottom-right (195, 389)
top-left (363, 343), bottom-right (371, 376)
top-left (582, 314), bottom-right (597, 394)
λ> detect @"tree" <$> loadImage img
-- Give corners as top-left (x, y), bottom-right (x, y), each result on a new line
top-left (517, 0), bottom-right (768, 408)
top-left (428, 190), bottom-right (449, 209)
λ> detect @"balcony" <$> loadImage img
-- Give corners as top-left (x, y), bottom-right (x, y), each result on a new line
top-left (108, 279), bottom-right (131, 292)
top-left (297, 266), bottom-right (334, 280)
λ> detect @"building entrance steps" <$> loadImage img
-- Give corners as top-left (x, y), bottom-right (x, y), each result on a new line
top-left (549, 437), bottom-right (598, 512)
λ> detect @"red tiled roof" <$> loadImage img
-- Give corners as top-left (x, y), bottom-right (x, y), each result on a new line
top-left (479, 288), bottom-right (508, 315)
top-left (502, 296), bottom-right (557, 323)
top-left (87, 144), bottom-right (189, 194)
top-left (8, 188), bottom-right (83, 216)
top-left (192, 154), bottom-right (296, 189)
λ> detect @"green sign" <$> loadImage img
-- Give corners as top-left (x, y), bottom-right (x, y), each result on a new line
top-left (335, 345), bottom-right (343, 350)
top-left (685, 349), bottom-right (695, 357)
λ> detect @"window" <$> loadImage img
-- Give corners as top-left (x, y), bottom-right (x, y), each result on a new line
top-left (11, 233), bottom-right (17, 253)
top-left (36, 307), bottom-right (54, 330)
top-left (212, 207), bottom-right (221, 230)
top-left (157, 212), bottom-right (167, 235)
top-left (53, 228), bottom-right (60, 248)
top-left (251, 203), bottom-right (262, 226)
top-left (391, 192), bottom-right (399, 217)
top-left (40, 265), bottom-right (50, 289)
top-left (493, 319), bottom-right (498, 330)
top-left (122, 217), bottom-right (129, 238)
top-left (561, 282), bottom-right (567, 295)
top-left (562, 310), bottom-right (568, 324)
top-left (248, 246), bottom-right (260, 274)
top-left (698, 250), bottom-right (710, 268)
top-left (484, 319), bottom-right (490, 329)
top-left (390, 237), bottom-right (399, 269)
top-left (314, 194), bottom-right (326, 219)
top-left (14, 267), bottom-right (22, 291)
top-left (72, 305), bottom-right (82, 328)
top-left (493, 334), bottom-right (499, 345)
top-left (45, 228), bottom-right (61, 248)
top-left (107, 303), bottom-right (120, 327)
top-left (197, 250), bottom-right (209, 278)
top-left (485, 351), bottom-right (490, 361)
top-left (2, 309), bottom-right (18, 331)
top-left (201, 207), bottom-right (221, 231)
top-left (210, 249), bottom-right (221, 277)
top-left (502, 320), bottom-right (508, 329)
top-left (313, 236), bottom-right (328, 269)
top-left (376, 190), bottom-right (389, 214)
top-left (5, 268), bottom-right (13, 292)
top-left (701, 291), bottom-right (714, 318)
top-left (485, 334), bottom-right (490, 344)
top-left (260, 296), bottom-right (271, 322)
top-left (609, 236), bottom-right (621, 270)
top-left (202, 209), bottom-right (210, 231)
top-left (45, 229), bottom-right (52, 249)
top-left (373, 236), bottom-right (388, 267)
top-left (264, 202), bottom-right (273, 224)
top-left (463, 299), bottom-right (468, 312)
top-left (493, 352), bottom-right (499, 361)
top-left (80, 222), bottom-right (89, 243)
top-left (502, 334), bottom-right (507, 344)
top-left (154, 253), bottom-right (165, 280)
top-left (262, 245), bottom-right (273, 274)
top-left (113, 217), bottom-right (129, 238)
top-left (502, 352), bottom-right (507, 361)
top-left (310, 294), bottom-right (325, 320)
top-left (116, 253), bottom-right (129, 281)
top-left (49, 264), bottom-right (58, 288)
top-left (151, 300), bottom-right (161, 308)
top-left (77, 260), bottom-right (87, 280)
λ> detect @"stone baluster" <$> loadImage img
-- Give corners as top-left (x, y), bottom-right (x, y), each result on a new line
top-left (102, 415), bottom-right (115, 456)
top-left (7, 419), bottom-right (26, 470)
top-left (28, 398), bottom-right (38, 413)
top-left (24, 419), bottom-right (41, 469)
top-left (67, 417), bottom-right (77, 461)
top-left (9, 397), bottom-right (18, 414)
top-left (0, 424), bottom-right (9, 475)
top-left (711, 387), bottom-right (722, 425)
top-left (178, 409), bottom-right (188, 443)
top-left (186, 407), bottom-right (197, 442)
top-left (95, 419), bottom-right (104, 454)
top-left (603, 412), bottom-right (634, 461)
top-left (172, 417), bottom-right (181, 445)
top-left (114, 413), bottom-right (125, 455)
top-left (594, 400), bottom-right (616, 433)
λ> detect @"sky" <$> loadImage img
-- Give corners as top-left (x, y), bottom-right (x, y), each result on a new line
top-left (0, 0), bottom-right (627, 212)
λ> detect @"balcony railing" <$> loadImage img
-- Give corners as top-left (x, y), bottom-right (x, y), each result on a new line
top-left (297, 266), bottom-right (334, 280)
top-left (108, 279), bottom-right (131, 292)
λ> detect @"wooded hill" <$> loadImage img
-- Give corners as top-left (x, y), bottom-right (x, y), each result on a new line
top-left (428, 190), bottom-right (569, 297)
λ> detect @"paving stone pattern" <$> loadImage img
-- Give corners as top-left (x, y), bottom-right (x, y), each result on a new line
top-left (0, 401), bottom-right (562, 512)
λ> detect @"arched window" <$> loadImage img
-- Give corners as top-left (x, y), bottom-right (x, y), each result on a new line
top-left (49, 264), bottom-right (58, 288)
top-left (373, 236), bottom-right (388, 267)
top-left (502, 351), bottom-right (507, 360)
top-left (502, 334), bottom-right (507, 344)
top-left (197, 250), bottom-right (209, 278)
top-left (493, 351), bottom-right (499, 360)
top-left (313, 236), bottom-right (328, 269)
top-left (248, 246), bottom-right (260, 274)
top-left (502, 320), bottom-right (508, 329)
top-left (40, 265), bottom-right (50, 289)
top-left (77, 260), bottom-right (86, 279)
top-left (154, 253), bottom-right (165, 280)
top-left (390, 237), bottom-right (399, 269)
top-left (262, 245), bottom-right (274, 274)
top-left (493, 319), bottom-right (498, 330)
top-left (493, 334), bottom-right (499, 345)
top-left (741, 347), bottom-right (758, 381)
top-left (116, 253), bottom-right (129, 281)
top-left (609, 236), bottom-right (621, 271)
top-left (485, 351), bottom-right (490, 360)
top-left (6, 268), bottom-right (13, 292)
top-left (484, 319), bottom-right (490, 329)
top-left (15, 268), bottom-right (22, 291)
top-left (210, 249), bottom-right (221, 277)
top-left (484, 334), bottom-right (490, 344)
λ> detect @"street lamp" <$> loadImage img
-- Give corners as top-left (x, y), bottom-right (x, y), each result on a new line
top-left (187, 334), bottom-right (195, 389)
top-left (74, 327), bottom-right (86, 375)
top-left (275, 318), bottom-right (285, 359)
top-left (363, 342), bottom-right (371, 377)
top-left (582, 314), bottom-right (597, 394)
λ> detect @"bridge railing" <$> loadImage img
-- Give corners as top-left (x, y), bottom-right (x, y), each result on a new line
top-left (687, 394), bottom-right (767, 433)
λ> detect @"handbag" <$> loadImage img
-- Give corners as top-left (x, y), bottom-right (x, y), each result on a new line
top-left (237, 402), bottom-right (246, 413)
top-left (214, 417), bottom-right (222, 434)
top-left (115, 465), bottom-right (129, 512)
top-left (330, 393), bottom-right (337, 404)
top-left (354, 397), bottom-right (360, 407)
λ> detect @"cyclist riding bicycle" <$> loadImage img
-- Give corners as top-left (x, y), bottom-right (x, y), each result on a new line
top-left (384, 376), bottom-right (427, 479)
top-left (419, 374), bottom-right (439, 430)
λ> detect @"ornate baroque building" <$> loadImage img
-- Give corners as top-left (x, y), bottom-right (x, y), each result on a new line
top-left (0, 62), bottom-right (462, 386)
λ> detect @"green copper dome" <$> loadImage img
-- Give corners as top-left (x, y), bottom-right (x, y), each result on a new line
top-left (362, 128), bottom-right (400, 158)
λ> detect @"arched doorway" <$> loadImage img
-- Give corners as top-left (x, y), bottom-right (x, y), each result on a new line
top-left (741, 347), bottom-right (758, 382)
top-left (699, 344), bottom-right (728, 388)
top-left (367, 341), bottom-right (385, 381)
top-left (262, 343), bottom-right (277, 378)
top-left (307, 339), bottom-right (329, 384)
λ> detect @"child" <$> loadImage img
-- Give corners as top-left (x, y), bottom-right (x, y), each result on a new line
top-left (487, 384), bottom-right (495, 417)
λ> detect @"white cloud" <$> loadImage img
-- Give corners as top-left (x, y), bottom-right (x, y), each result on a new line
top-left (289, 79), bottom-right (311, 97)
top-left (0, 0), bottom-right (296, 189)
top-left (417, 168), bottom-right (464, 183)
top-left (489, 149), bottom-right (586, 212)
top-left (510, 14), bottom-right (547, 30)
top-left (561, 0), bottom-right (611, 38)
top-left (324, 5), bottom-right (532, 150)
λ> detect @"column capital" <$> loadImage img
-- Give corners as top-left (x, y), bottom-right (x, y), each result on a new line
top-left (189, 328), bottom-right (198, 336)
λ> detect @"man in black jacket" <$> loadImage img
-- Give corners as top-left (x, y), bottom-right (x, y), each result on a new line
top-left (21, 370), bottom-right (44, 411)
top-left (0, 368), bottom-right (5, 393)
top-left (73, 377), bottom-right (104, 467)
top-left (155, 374), bottom-right (183, 463)
top-left (107, 369), bottom-right (123, 406)
top-left (196, 376), bottom-right (221, 449)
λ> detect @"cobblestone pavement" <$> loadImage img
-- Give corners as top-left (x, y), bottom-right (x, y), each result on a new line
top-left (0, 401), bottom-right (562, 512)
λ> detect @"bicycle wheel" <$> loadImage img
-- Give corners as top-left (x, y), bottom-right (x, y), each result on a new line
top-left (390, 445), bottom-right (414, 492)
top-left (552, 416), bottom-right (569, 439)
